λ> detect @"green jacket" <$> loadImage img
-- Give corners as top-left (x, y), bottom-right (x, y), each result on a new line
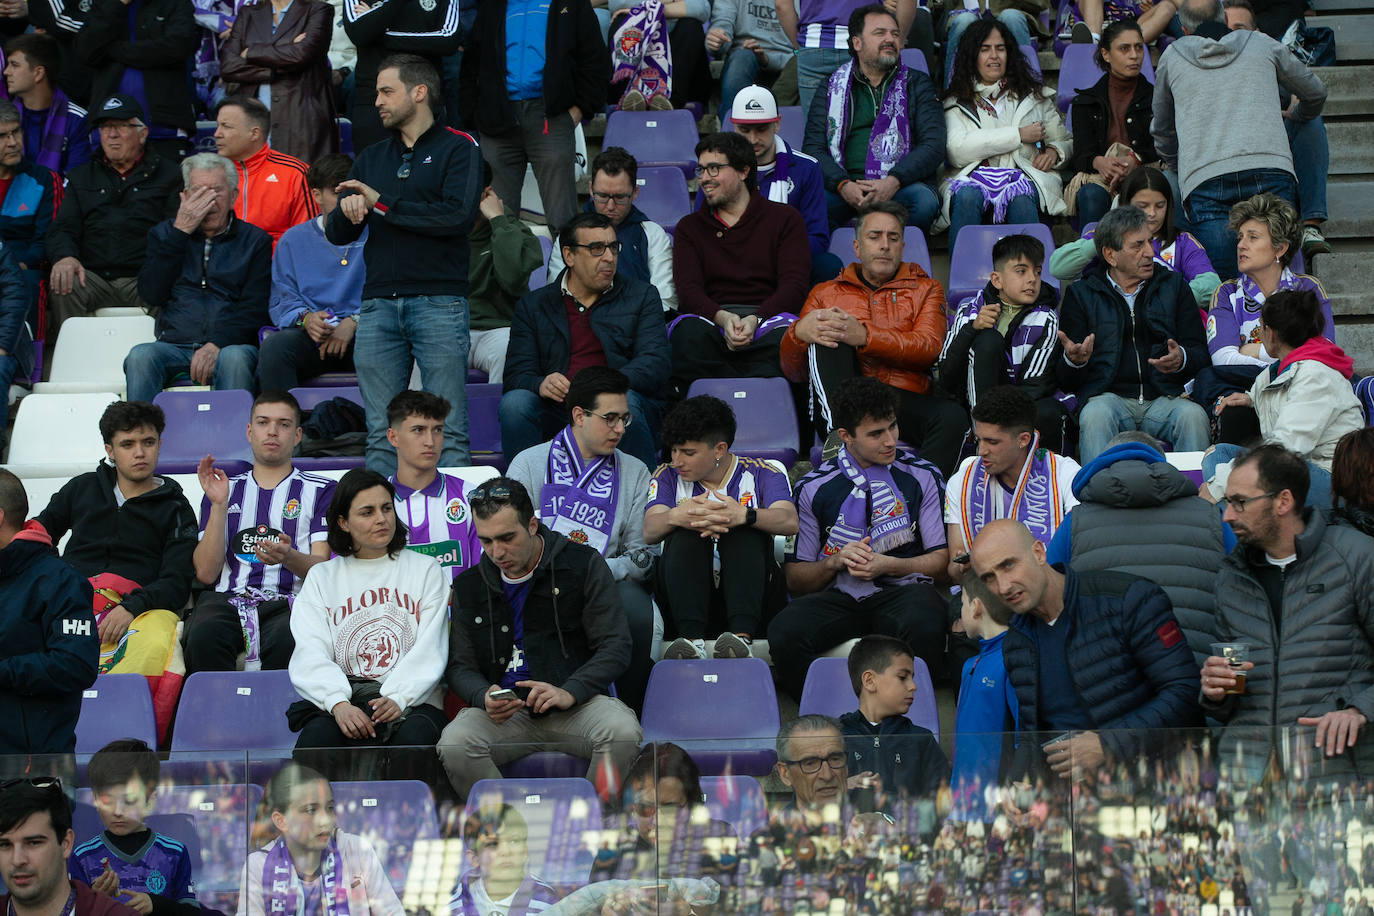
top-left (467, 211), bottom-right (544, 331)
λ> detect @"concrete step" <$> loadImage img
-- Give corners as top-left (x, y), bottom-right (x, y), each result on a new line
top-left (1320, 14), bottom-right (1374, 62)
top-left (1312, 0), bottom-right (1374, 11)
top-left (1322, 177), bottom-right (1374, 238)
top-left (1327, 120), bottom-right (1374, 173)
top-left (1315, 65), bottom-right (1374, 116)
top-left (1312, 239), bottom-right (1373, 314)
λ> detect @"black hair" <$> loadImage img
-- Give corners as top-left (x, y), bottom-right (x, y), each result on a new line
top-left (831, 377), bottom-right (898, 435)
top-left (960, 572), bottom-right (1013, 625)
top-left (846, 634), bottom-right (913, 696)
top-left (1117, 166), bottom-right (1178, 244)
top-left (306, 153), bottom-right (353, 191)
top-left (846, 3), bottom-right (899, 59)
top-left (991, 233), bottom-right (1045, 271)
top-left (378, 52), bottom-right (442, 113)
top-left (660, 395), bottom-right (737, 449)
top-left (325, 469), bottom-right (407, 558)
top-left (87, 738), bottom-right (160, 793)
top-left (4, 33), bottom-right (60, 86)
top-left (567, 366), bottom-right (630, 420)
top-left (0, 780), bottom-right (71, 839)
top-left (1233, 443), bottom-right (1310, 510)
top-left (1096, 19), bottom-right (1145, 71)
top-left (386, 389), bottom-right (451, 428)
top-left (970, 385), bottom-right (1037, 435)
top-left (558, 211), bottom-right (616, 257)
top-left (591, 146), bottom-right (639, 185)
top-left (1261, 289), bottom-right (1326, 350)
top-left (217, 95), bottom-right (271, 136)
top-left (694, 131), bottom-right (757, 193)
top-left (469, 476), bottom-right (537, 527)
top-left (252, 390), bottom-right (302, 426)
top-left (624, 742), bottom-right (705, 811)
top-left (99, 401), bottom-right (165, 445)
top-left (946, 18), bottom-right (1043, 107)
top-left (0, 468), bottom-right (27, 530)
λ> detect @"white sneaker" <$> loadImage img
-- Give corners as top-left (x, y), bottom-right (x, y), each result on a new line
top-left (663, 637), bottom-right (707, 660)
top-left (713, 632), bottom-right (754, 659)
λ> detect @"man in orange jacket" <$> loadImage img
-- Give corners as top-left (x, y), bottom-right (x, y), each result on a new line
top-left (780, 199), bottom-right (967, 475)
top-left (213, 96), bottom-right (316, 246)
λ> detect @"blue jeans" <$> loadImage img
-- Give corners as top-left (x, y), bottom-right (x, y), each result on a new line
top-left (1075, 183), bottom-right (1113, 233)
top-left (944, 10), bottom-right (1032, 87)
top-left (500, 387), bottom-right (663, 469)
top-left (123, 341), bottom-right (258, 404)
top-left (948, 184), bottom-right (1041, 252)
top-left (825, 182), bottom-right (940, 231)
top-left (1076, 392), bottom-right (1211, 463)
top-left (720, 46), bottom-right (780, 119)
top-left (1203, 442), bottom-right (1332, 509)
top-left (356, 295), bottom-right (470, 475)
top-left (796, 47), bottom-right (852, 128)
top-left (1184, 168), bottom-right (1297, 281)
top-left (1286, 115), bottom-right (1328, 224)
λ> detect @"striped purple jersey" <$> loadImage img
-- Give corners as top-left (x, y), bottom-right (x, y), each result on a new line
top-left (390, 472), bottom-right (481, 580)
top-left (798, 0), bottom-right (864, 48)
top-left (199, 468), bottom-right (335, 595)
top-left (71, 831), bottom-right (195, 902)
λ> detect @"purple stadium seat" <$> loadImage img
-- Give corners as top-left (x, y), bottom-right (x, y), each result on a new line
top-left (798, 655), bottom-right (940, 739)
top-left (76, 674), bottom-right (157, 753)
top-left (1056, 43), bottom-right (1154, 113)
top-left (153, 389), bottom-right (254, 474)
top-left (634, 167), bottom-right (691, 235)
top-left (331, 780), bottom-right (437, 895)
top-left (465, 778), bottom-right (602, 887)
top-left (721, 106), bottom-right (805, 152)
top-left (336, 117), bottom-right (353, 157)
top-left (170, 670), bottom-right (299, 753)
top-left (290, 386), bottom-right (362, 411)
top-left (530, 234), bottom-right (553, 291)
top-left (1021, 43), bottom-right (1042, 80)
top-left (683, 377), bottom-right (799, 467)
top-left (467, 382), bottom-right (506, 469)
top-left (641, 658), bottom-right (781, 776)
top-left (500, 752), bottom-right (588, 779)
top-left (700, 774), bottom-right (768, 839)
top-left (899, 48), bottom-right (929, 74)
top-left (946, 223), bottom-right (1058, 307)
top-left (602, 109), bottom-right (700, 179)
top-left (827, 226), bottom-right (934, 274)
top-left (193, 120), bottom-right (216, 154)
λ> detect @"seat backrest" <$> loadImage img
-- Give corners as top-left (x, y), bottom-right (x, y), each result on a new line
top-left (634, 167), bottom-right (692, 233)
top-left (721, 107), bottom-right (805, 151)
top-left (602, 110), bottom-right (700, 177)
top-left (289, 386), bottom-right (362, 412)
top-left (699, 774), bottom-right (768, 839)
top-left (170, 670), bottom-right (299, 752)
top-left (899, 47), bottom-right (929, 73)
top-left (530, 234), bottom-right (553, 291)
top-left (798, 655), bottom-right (940, 738)
top-left (642, 658), bottom-right (780, 749)
top-left (683, 378), bottom-right (799, 464)
top-left (153, 389), bottom-right (255, 471)
top-left (827, 226), bottom-right (933, 274)
top-left (445, 465), bottom-right (501, 490)
top-left (331, 780), bottom-right (438, 895)
top-left (44, 316), bottom-right (156, 390)
top-left (467, 382), bottom-right (504, 460)
top-left (76, 674), bottom-right (157, 753)
top-left (8, 392), bottom-right (119, 466)
top-left (464, 778), bottom-right (602, 887)
top-left (946, 223), bottom-right (1058, 303)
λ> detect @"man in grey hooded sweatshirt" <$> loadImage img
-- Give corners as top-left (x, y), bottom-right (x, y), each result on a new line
top-left (1150, 0), bottom-right (1326, 279)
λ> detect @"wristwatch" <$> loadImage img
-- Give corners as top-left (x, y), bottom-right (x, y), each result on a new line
top-left (744, 506), bottom-right (757, 527)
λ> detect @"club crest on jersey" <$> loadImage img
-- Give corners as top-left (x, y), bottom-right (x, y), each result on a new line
top-left (446, 498), bottom-right (467, 524)
top-left (738, 491), bottom-right (753, 506)
top-left (282, 498), bottom-right (301, 520)
top-left (145, 871), bottom-right (167, 895)
top-left (567, 529), bottom-right (589, 546)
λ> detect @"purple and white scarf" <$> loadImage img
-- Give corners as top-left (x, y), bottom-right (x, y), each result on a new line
top-left (542, 426), bottom-right (619, 555)
top-left (228, 586), bottom-right (284, 671)
top-left (957, 432), bottom-right (1067, 548)
top-left (262, 833), bottom-right (350, 916)
top-left (947, 167), bottom-right (1036, 222)
top-left (824, 60), bottom-right (910, 181)
top-left (824, 446), bottom-right (914, 599)
top-left (611, 0), bottom-right (672, 107)
top-left (16, 90), bottom-right (80, 174)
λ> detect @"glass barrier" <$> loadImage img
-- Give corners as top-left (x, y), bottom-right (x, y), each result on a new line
top-left (8, 727), bottom-right (1372, 914)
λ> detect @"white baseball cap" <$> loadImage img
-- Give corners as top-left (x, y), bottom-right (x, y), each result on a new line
top-left (730, 85), bottom-right (779, 124)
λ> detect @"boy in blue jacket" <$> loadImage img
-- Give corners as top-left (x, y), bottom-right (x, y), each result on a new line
top-left (838, 635), bottom-right (949, 809)
top-left (950, 572), bottom-right (1018, 822)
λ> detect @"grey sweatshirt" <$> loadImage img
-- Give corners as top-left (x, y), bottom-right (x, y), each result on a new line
top-left (708, 0), bottom-right (793, 72)
top-left (507, 440), bottom-right (655, 584)
top-left (1150, 27), bottom-right (1326, 200)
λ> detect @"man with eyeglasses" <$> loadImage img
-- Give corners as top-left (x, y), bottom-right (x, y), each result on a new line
top-left (1205, 444), bottom-right (1374, 782)
top-left (45, 95), bottom-right (182, 334)
top-left (0, 779), bottom-right (139, 916)
top-left (327, 53), bottom-right (483, 475)
top-left (548, 147), bottom-right (676, 313)
top-left (501, 211), bottom-right (669, 470)
top-left (507, 366), bottom-right (656, 712)
top-left (671, 131), bottom-right (810, 389)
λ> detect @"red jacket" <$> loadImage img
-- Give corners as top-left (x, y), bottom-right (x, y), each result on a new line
top-left (780, 262), bottom-right (947, 395)
top-left (1, 880), bottom-right (141, 916)
top-left (231, 143), bottom-right (317, 246)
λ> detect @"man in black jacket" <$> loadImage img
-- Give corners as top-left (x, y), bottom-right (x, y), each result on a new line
top-left (457, 0), bottom-right (608, 233)
top-left (499, 212), bottom-right (669, 470)
top-left (123, 152), bottom-right (271, 403)
top-left (35, 401), bottom-right (198, 650)
top-left (327, 53), bottom-right (482, 475)
top-left (438, 477), bottom-right (641, 800)
top-left (1054, 204), bottom-right (1211, 462)
top-left (45, 95), bottom-right (181, 333)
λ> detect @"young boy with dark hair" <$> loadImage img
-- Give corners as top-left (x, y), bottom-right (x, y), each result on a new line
top-left (938, 234), bottom-right (1072, 451)
top-left (838, 635), bottom-right (949, 806)
top-left (950, 573), bottom-right (1018, 822)
top-left (71, 739), bottom-right (198, 916)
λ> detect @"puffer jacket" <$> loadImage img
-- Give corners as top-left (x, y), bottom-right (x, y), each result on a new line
top-left (1207, 510), bottom-right (1374, 782)
top-left (780, 262), bottom-right (946, 396)
top-left (1002, 566), bottom-right (1203, 780)
top-left (1049, 442), bottom-right (1226, 669)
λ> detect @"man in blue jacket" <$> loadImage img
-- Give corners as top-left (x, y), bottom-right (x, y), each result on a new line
top-left (971, 518), bottom-right (1202, 784)
top-left (0, 101), bottom-right (60, 325)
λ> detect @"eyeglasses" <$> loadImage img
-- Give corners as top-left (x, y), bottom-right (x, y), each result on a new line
top-left (98, 121), bottom-right (142, 133)
top-left (588, 410), bottom-right (633, 429)
top-left (781, 751), bottom-right (847, 774)
top-left (591, 191), bottom-right (633, 206)
top-left (397, 149), bottom-right (414, 180)
top-left (568, 240), bottom-right (621, 257)
top-left (694, 162), bottom-right (730, 178)
top-left (1218, 490), bottom-right (1279, 513)
top-left (468, 481), bottom-right (512, 511)
top-left (0, 776), bottom-right (63, 794)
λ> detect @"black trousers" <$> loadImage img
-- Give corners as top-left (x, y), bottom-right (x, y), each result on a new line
top-left (182, 591), bottom-right (294, 674)
top-left (766, 581), bottom-right (948, 701)
top-left (939, 327), bottom-right (1070, 453)
top-left (668, 319), bottom-right (788, 393)
top-left (616, 578), bottom-right (655, 715)
top-left (257, 327), bottom-right (357, 392)
top-left (294, 702), bottom-right (448, 784)
top-left (655, 526), bottom-right (781, 638)
top-left (811, 341), bottom-right (969, 478)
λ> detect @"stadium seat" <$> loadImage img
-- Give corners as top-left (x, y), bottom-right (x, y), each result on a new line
top-left (71, 800), bottom-right (205, 901)
top-left (531, 234), bottom-right (553, 291)
top-left (336, 117), bottom-right (353, 157)
top-left (19, 478), bottom-right (71, 547)
top-left (899, 48), bottom-right (930, 74)
top-left (6, 391), bottom-right (120, 476)
top-left (92, 307), bottom-right (150, 318)
top-left (946, 223), bottom-right (1058, 307)
top-left (170, 669), bottom-right (299, 754)
top-left (721, 105), bottom-right (805, 151)
top-left (634, 167), bottom-right (691, 235)
top-left (467, 382), bottom-right (505, 469)
top-left (641, 658), bottom-right (781, 776)
top-left (798, 655), bottom-right (940, 739)
top-left (684, 377), bottom-right (799, 467)
top-left (34, 315), bottom-right (156, 396)
top-left (499, 752), bottom-right (588, 779)
top-left (290, 386), bottom-right (362, 412)
top-left (602, 109), bottom-right (699, 179)
top-left (700, 774), bottom-right (768, 839)
top-left (827, 225), bottom-right (934, 274)
top-left (464, 777), bottom-right (602, 887)
top-left (1021, 43), bottom-right (1042, 79)
top-left (193, 120), bottom-right (217, 154)
top-left (1055, 43), bottom-right (1154, 112)
top-left (331, 780), bottom-right (438, 896)
top-left (75, 674), bottom-right (158, 753)
top-left (153, 389), bottom-right (254, 474)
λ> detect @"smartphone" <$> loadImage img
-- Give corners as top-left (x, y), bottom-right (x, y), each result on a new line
top-left (488, 688), bottom-right (518, 702)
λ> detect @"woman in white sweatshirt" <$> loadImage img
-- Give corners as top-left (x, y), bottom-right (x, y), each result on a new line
top-left (287, 468), bottom-right (449, 780)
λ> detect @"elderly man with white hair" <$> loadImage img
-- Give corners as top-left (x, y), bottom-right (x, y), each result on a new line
top-left (123, 151), bottom-right (272, 403)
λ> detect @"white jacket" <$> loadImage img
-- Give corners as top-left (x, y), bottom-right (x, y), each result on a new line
top-left (288, 550), bottom-right (450, 714)
top-left (938, 87), bottom-right (1072, 229)
top-left (1249, 358), bottom-right (1363, 471)
top-left (237, 832), bottom-right (403, 916)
